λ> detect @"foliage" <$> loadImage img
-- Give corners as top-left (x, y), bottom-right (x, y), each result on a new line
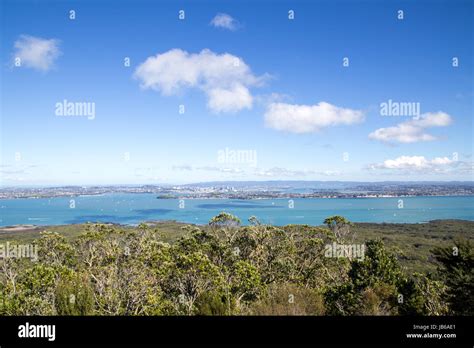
top-left (397, 273), bottom-right (449, 315)
top-left (209, 212), bottom-right (241, 228)
top-left (248, 283), bottom-right (325, 315)
top-left (55, 272), bottom-right (95, 315)
top-left (323, 215), bottom-right (354, 242)
top-left (432, 239), bottom-right (474, 315)
top-left (0, 215), bottom-right (469, 316)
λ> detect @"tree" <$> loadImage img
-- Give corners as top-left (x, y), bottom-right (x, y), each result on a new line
top-left (15, 264), bottom-right (70, 315)
top-left (249, 283), bottom-right (325, 315)
top-left (36, 231), bottom-right (75, 267)
top-left (229, 260), bottom-right (263, 306)
top-left (349, 239), bottom-right (403, 290)
top-left (209, 212), bottom-right (242, 244)
top-left (234, 225), bottom-right (294, 285)
top-left (167, 250), bottom-right (224, 315)
top-left (0, 258), bottom-right (24, 315)
top-left (248, 216), bottom-right (261, 226)
top-left (209, 212), bottom-right (241, 228)
top-left (432, 239), bottom-right (474, 315)
top-left (397, 273), bottom-right (448, 315)
top-left (325, 239), bottom-right (402, 315)
top-left (323, 216), bottom-right (354, 242)
top-left (55, 272), bottom-right (95, 315)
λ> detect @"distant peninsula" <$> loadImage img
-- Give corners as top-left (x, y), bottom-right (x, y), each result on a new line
top-left (1, 181), bottom-right (473, 200)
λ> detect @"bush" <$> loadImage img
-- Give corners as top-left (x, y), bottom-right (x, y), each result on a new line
top-left (432, 240), bottom-right (474, 315)
top-left (248, 283), bottom-right (325, 315)
top-left (55, 273), bottom-right (95, 315)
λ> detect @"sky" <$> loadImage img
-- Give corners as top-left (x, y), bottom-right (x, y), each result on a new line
top-left (0, 0), bottom-right (473, 186)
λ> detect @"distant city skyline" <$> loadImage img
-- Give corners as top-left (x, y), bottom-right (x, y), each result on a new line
top-left (1, 0), bottom-right (472, 186)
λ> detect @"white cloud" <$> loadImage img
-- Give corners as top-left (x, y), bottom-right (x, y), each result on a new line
top-left (430, 157), bottom-right (453, 165)
top-left (368, 155), bottom-right (473, 175)
top-left (264, 102), bottom-right (365, 133)
top-left (369, 112), bottom-right (452, 143)
top-left (210, 13), bottom-right (238, 30)
top-left (255, 92), bottom-right (292, 106)
top-left (134, 49), bottom-right (266, 113)
top-left (13, 35), bottom-right (61, 71)
top-left (376, 156), bottom-right (444, 169)
top-left (207, 85), bottom-right (252, 113)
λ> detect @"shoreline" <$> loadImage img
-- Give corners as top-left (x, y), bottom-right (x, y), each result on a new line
top-left (2, 218), bottom-right (474, 233)
top-left (1, 193), bottom-right (474, 200)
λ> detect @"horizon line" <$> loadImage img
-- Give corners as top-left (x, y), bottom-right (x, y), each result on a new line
top-left (1, 179), bottom-right (474, 189)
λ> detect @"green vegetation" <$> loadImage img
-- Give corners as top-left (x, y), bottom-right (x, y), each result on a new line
top-left (0, 215), bottom-right (472, 316)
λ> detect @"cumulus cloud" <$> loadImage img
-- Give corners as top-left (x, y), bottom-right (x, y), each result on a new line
top-left (372, 156), bottom-right (451, 170)
top-left (368, 155), bottom-right (473, 175)
top-left (264, 102), bottom-right (365, 133)
top-left (210, 13), bottom-right (238, 30)
top-left (369, 112), bottom-right (452, 143)
top-left (207, 85), bottom-right (253, 113)
top-left (134, 49), bottom-right (266, 113)
top-left (13, 35), bottom-right (61, 71)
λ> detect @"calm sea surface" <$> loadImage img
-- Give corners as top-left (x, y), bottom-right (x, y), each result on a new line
top-left (0, 194), bottom-right (473, 227)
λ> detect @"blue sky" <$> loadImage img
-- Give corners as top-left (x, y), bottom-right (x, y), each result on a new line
top-left (0, 0), bottom-right (472, 186)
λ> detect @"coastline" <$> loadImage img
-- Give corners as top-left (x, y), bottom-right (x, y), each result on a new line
top-left (1, 181), bottom-right (473, 200)
top-left (1, 192), bottom-right (474, 200)
top-left (2, 218), bottom-right (474, 233)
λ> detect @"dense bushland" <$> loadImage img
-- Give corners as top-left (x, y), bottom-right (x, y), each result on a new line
top-left (0, 213), bottom-right (472, 316)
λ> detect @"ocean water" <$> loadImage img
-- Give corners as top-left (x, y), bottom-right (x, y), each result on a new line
top-left (0, 194), bottom-right (473, 227)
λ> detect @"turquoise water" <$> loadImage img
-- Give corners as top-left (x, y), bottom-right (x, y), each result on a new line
top-left (0, 194), bottom-right (473, 227)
